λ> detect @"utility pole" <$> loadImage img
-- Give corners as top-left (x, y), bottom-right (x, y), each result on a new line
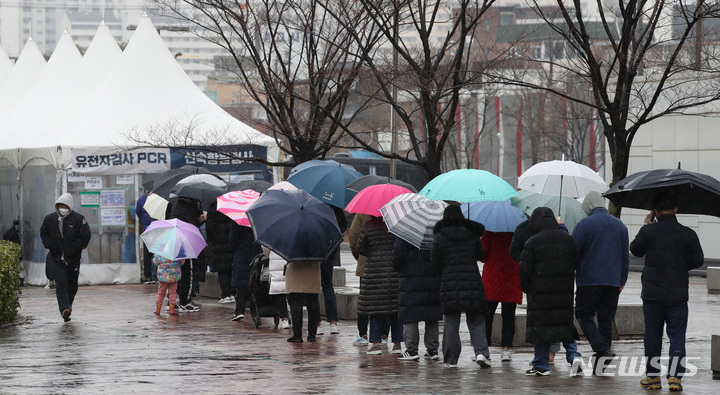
top-left (389, 1), bottom-right (398, 178)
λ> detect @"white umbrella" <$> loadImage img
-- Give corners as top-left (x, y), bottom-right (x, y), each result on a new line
top-left (517, 160), bottom-right (607, 199)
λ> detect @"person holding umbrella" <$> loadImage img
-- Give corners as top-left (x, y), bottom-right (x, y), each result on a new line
top-left (168, 196), bottom-right (206, 312)
top-left (519, 207), bottom-right (582, 376)
top-left (630, 191), bottom-right (704, 391)
top-left (431, 204), bottom-right (491, 368)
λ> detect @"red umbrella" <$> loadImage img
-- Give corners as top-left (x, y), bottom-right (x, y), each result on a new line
top-left (345, 184), bottom-right (413, 217)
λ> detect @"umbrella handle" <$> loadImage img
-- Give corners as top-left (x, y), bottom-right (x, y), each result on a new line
top-left (558, 175), bottom-right (563, 216)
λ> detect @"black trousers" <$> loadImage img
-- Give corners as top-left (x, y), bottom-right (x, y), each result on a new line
top-left (288, 293), bottom-right (319, 338)
top-left (485, 301), bottom-right (517, 347)
top-left (218, 271), bottom-right (234, 298)
top-left (178, 259), bottom-right (194, 306)
top-left (55, 262), bottom-right (80, 314)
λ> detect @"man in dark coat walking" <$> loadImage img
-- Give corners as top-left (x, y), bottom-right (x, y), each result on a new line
top-left (520, 207), bottom-right (581, 376)
top-left (630, 191), bottom-right (703, 391)
top-left (40, 193), bottom-right (91, 322)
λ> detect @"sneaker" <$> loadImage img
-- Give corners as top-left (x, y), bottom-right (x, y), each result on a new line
top-left (179, 304), bottom-right (199, 313)
top-left (444, 363), bottom-right (457, 368)
top-left (62, 309), bottom-right (71, 322)
top-left (218, 297), bottom-right (233, 304)
top-left (278, 319), bottom-right (290, 329)
top-left (501, 349), bottom-right (512, 361)
top-left (391, 343), bottom-right (403, 354)
top-left (316, 325), bottom-right (325, 335)
top-left (367, 344), bottom-right (383, 355)
top-left (354, 336), bottom-right (369, 346)
top-left (287, 336), bottom-right (303, 343)
top-left (231, 313), bottom-right (244, 321)
top-left (668, 377), bottom-right (682, 391)
top-left (640, 376), bottom-right (662, 390)
top-left (398, 350), bottom-right (420, 360)
top-left (229, 295), bottom-right (236, 302)
top-left (381, 335), bottom-right (388, 344)
top-left (526, 367), bottom-right (551, 376)
top-left (571, 357), bottom-right (584, 376)
top-left (329, 322), bottom-right (340, 334)
top-left (424, 350), bottom-right (440, 360)
top-left (187, 301), bottom-right (202, 308)
top-left (476, 354), bottom-right (491, 368)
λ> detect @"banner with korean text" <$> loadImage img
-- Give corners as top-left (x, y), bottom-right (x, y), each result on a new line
top-left (71, 147), bottom-right (171, 175)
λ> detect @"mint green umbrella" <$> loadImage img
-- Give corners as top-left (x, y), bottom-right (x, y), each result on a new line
top-left (510, 189), bottom-right (586, 233)
top-left (419, 169), bottom-right (519, 202)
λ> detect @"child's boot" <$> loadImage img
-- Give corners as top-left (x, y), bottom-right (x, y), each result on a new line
top-left (169, 304), bottom-right (178, 316)
top-left (154, 304), bottom-right (162, 315)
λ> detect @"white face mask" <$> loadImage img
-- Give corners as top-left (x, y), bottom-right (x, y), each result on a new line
top-left (58, 208), bottom-right (70, 216)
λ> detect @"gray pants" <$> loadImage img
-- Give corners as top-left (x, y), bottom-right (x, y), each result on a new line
top-left (403, 321), bottom-right (440, 354)
top-left (443, 312), bottom-right (489, 365)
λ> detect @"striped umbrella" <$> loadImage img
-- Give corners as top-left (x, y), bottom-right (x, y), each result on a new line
top-left (216, 189), bottom-right (261, 227)
top-left (379, 193), bottom-right (448, 250)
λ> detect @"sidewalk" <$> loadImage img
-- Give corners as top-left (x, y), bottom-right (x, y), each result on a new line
top-left (1, 271), bottom-right (718, 394)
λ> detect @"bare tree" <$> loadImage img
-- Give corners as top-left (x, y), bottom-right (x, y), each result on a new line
top-left (325, 0), bottom-right (498, 179)
top-left (488, 1), bottom-right (720, 213)
top-left (145, 0), bottom-right (381, 165)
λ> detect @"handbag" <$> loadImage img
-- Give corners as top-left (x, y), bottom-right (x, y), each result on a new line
top-left (45, 252), bottom-right (56, 281)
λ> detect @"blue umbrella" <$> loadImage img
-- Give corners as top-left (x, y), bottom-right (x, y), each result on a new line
top-left (461, 200), bottom-right (526, 232)
top-left (246, 189), bottom-right (342, 262)
top-left (286, 160), bottom-right (363, 208)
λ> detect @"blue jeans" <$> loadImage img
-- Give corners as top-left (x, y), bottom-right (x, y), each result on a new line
top-left (321, 260), bottom-right (338, 322)
top-left (533, 341), bottom-right (581, 370)
top-left (576, 286), bottom-right (620, 354)
top-left (369, 314), bottom-right (402, 344)
top-left (643, 301), bottom-right (688, 378)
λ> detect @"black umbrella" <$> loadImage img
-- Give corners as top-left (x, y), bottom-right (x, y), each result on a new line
top-left (169, 174), bottom-right (228, 210)
top-left (603, 164), bottom-right (720, 217)
top-left (227, 180), bottom-right (272, 193)
top-left (146, 166), bottom-right (215, 198)
top-left (346, 175), bottom-right (418, 193)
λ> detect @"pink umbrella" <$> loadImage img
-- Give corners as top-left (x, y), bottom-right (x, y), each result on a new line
top-left (345, 184), bottom-right (413, 216)
top-left (216, 189), bottom-right (261, 227)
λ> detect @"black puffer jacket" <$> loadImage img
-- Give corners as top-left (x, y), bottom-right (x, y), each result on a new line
top-left (168, 197), bottom-right (202, 227)
top-left (392, 238), bottom-right (442, 323)
top-left (519, 207), bottom-right (580, 344)
top-left (205, 203), bottom-right (235, 273)
top-left (357, 218), bottom-right (399, 316)
top-left (431, 218), bottom-right (487, 314)
top-left (230, 224), bottom-right (262, 288)
top-left (630, 214), bottom-right (704, 303)
top-left (509, 220), bottom-right (531, 262)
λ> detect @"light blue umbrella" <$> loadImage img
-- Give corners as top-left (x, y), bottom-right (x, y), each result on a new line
top-left (286, 160), bottom-right (362, 208)
top-left (419, 169), bottom-right (519, 202)
top-left (461, 200), bottom-right (526, 232)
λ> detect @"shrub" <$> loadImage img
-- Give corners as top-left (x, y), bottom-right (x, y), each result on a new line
top-left (0, 240), bottom-right (22, 324)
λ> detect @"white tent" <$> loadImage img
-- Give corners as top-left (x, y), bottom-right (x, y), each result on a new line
top-left (61, 14), bottom-right (277, 153)
top-left (0, 45), bottom-right (13, 87)
top-left (0, 37), bottom-right (46, 121)
top-left (0, 30), bottom-right (82, 149)
top-left (18, 22), bottom-right (123, 149)
top-left (0, 16), bottom-right (280, 287)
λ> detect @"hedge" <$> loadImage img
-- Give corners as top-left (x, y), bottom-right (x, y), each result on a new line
top-left (0, 240), bottom-right (22, 324)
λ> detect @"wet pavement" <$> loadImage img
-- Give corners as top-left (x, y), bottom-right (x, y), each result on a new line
top-left (2, 268), bottom-right (720, 394)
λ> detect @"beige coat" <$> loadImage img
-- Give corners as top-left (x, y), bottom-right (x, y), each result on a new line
top-left (348, 213), bottom-right (373, 276)
top-left (284, 260), bottom-right (322, 294)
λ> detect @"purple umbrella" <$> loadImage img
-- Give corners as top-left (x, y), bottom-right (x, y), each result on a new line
top-left (141, 219), bottom-right (207, 260)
